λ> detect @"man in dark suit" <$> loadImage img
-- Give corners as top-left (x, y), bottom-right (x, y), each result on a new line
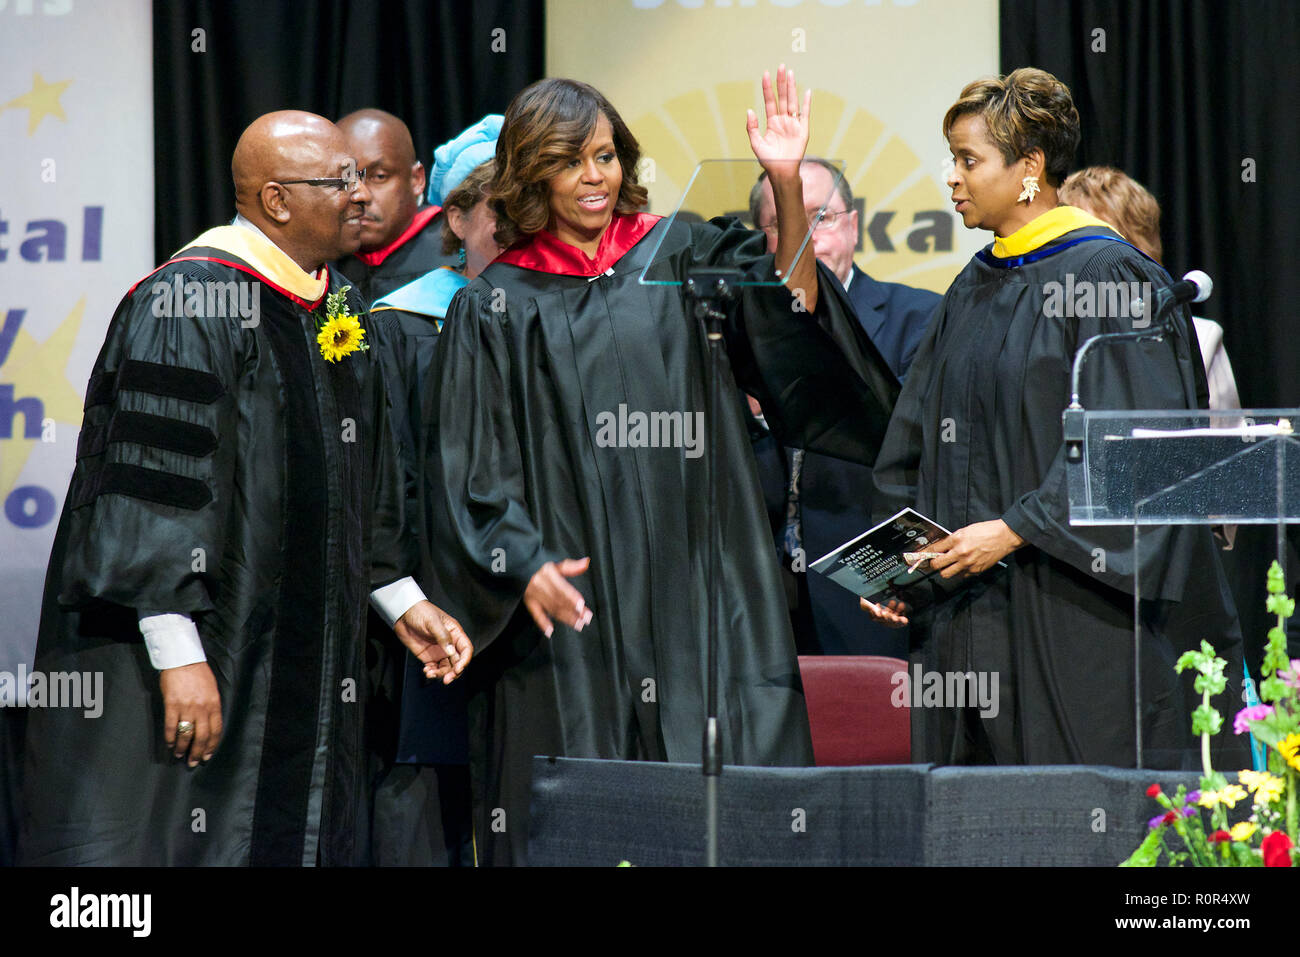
top-left (748, 159), bottom-right (940, 656)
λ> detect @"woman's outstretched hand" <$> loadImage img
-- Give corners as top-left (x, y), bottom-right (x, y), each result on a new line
top-left (524, 557), bottom-right (594, 638)
top-left (860, 596), bottom-right (910, 628)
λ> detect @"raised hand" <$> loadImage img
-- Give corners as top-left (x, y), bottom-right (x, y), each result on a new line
top-left (746, 64), bottom-right (819, 304)
top-left (746, 64), bottom-right (812, 177)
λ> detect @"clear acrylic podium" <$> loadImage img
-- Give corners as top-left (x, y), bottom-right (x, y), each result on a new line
top-left (1064, 407), bottom-right (1300, 765)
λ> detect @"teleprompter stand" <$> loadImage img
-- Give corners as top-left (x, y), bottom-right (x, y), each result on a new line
top-left (639, 159), bottom-right (841, 865)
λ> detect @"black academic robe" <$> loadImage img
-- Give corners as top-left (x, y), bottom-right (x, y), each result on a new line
top-left (361, 309), bottom-right (472, 867)
top-left (756, 268), bottom-right (939, 657)
top-left (333, 208), bottom-right (458, 306)
top-left (426, 214), bottom-right (898, 864)
top-left (18, 249), bottom-right (413, 865)
top-left (873, 225), bottom-right (1242, 769)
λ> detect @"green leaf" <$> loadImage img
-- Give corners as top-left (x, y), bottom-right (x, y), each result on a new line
top-left (1260, 677), bottom-right (1290, 704)
top-left (1201, 771), bottom-right (1228, 793)
top-left (1194, 666), bottom-right (1228, 697)
top-left (1266, 595), bottom-right (1290, 616)
top-left (1230, 842), bottom-right (1263, 867)
top-left (1120, 826), bottom-right (1166, 867)
top-left (1263, 642), bottom-right (1291, 679)
top-left (1248, 712), bottom-right (1297, 747)
top-left (1191, 704), bottom-right (1223, 737)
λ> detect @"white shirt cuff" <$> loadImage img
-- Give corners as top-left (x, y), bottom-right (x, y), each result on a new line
top-left (138, 613), bottom-right (207, 670)
top-left (369, 576), bottom-right (427, 628)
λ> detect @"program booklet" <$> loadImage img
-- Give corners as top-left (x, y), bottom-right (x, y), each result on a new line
top-left (809, 507), bottom-right (991, 611)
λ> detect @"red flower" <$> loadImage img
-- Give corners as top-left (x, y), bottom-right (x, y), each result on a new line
top-left (1208, 830), bottom-right (1231, 844)
top-left (1161, 811), bottom-right (1178, 825)
top-left (1262, 831), bottom-right (1293, 867)
top-left (1146, 784), bottom-right (1163, 798)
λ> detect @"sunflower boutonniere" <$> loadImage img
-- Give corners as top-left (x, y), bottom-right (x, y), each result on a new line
top-left (315, 285), bottom-right (369, 363)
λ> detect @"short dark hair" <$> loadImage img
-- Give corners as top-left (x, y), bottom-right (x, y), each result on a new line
top-left (747, 158), bottom-right (854, 227)
top-left (942, 67), bottom-right (1080, 187)
top-left (489, 78), bottom-right (648, 248)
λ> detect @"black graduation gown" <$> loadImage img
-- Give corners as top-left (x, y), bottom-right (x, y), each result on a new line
top-left (750, 268), bottom-right (939, 657)
top-left (18, 248), bottom-right (413, 865)
top-left (873, 225), bottom-right (1242, 769)
top-left (361, 308), bottom-right (472, 867)
top-left (426, 215), bottom-right (898, 864)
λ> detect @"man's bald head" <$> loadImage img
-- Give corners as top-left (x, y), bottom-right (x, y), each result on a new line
top-left (231, 110), bottom-right (370, 271)
top-left (337, 109), bottom-right (417, 168)
top-left (337, 109), bottom-right (426, 252)
top-left (233, 111), bottom-right (342, 207)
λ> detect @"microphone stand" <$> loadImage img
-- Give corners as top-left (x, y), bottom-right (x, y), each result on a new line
top-left (683, 266), bottom-right (742, 868)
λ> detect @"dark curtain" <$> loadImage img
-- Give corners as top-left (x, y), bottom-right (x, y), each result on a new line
top-left (153, 0), bottom-right (544, 263)
top-left (1001, 0), bottom-right (1300, 664)
top-left (1000, 0), bottom-right (1300, 410)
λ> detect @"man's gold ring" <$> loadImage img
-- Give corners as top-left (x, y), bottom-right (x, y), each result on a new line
top-left (177, 720), bottom-right (195, 736)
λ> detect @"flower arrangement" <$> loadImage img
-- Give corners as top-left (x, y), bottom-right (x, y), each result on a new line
top-left (316, 285), bottom-right (368, 363)
top-left (1123, 561), bottom-right (1299, 867)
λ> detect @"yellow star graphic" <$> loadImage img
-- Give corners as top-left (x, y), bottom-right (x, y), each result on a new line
top-left (0, 297), bottom-right (87, 500)
top-left (3, 72), bottom-right (72, 135)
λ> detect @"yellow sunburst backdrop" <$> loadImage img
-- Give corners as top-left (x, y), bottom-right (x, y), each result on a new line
top-left (546, 0), bottom-right (999, 296)
top-left (631, 81), bottom-right (970, 293)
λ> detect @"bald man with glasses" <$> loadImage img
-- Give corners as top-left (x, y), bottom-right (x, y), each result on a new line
top-left (18, 111), bottom-right (471, 866)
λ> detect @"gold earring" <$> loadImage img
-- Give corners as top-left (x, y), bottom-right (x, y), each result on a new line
top-left (1017, 175), bottom-right (1040, 204)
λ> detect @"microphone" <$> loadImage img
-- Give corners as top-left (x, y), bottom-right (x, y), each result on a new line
top-left (1066, 269), bottom-right (1213, 462)
top-left (1130, 270), bottom-right (1213, 325)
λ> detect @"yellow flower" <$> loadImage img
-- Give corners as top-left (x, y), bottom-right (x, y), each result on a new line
top-left (1229, 821), bottom-right (1257, 842)
top-left (1198, 784), bottom-right (1249, 809)
top-left (316, 314), bottom-right (367, 363)
top-left (1278, 733), bottom-right (1300, 773)
top-left (1238, 769), bottom-right (1286, 804)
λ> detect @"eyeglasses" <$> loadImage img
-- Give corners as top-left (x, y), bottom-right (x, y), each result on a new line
top-left (758, 207), bottom-right (851, 233)
top-left (280, 166), bottom-right (367, 194)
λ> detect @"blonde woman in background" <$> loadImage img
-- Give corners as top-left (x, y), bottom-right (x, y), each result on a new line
top-left (1059, 166), bottom-right (1240, 410)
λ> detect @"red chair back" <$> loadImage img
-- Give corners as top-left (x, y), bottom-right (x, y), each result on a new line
top-left (798, 655), bottom-right (910, 765)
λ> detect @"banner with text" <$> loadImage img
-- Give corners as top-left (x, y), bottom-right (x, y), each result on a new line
top-left (0, 0), bottom-right (155, 679)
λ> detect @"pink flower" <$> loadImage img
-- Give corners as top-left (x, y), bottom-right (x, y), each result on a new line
top-left (1234, 704), bottom-right (1275, 735)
